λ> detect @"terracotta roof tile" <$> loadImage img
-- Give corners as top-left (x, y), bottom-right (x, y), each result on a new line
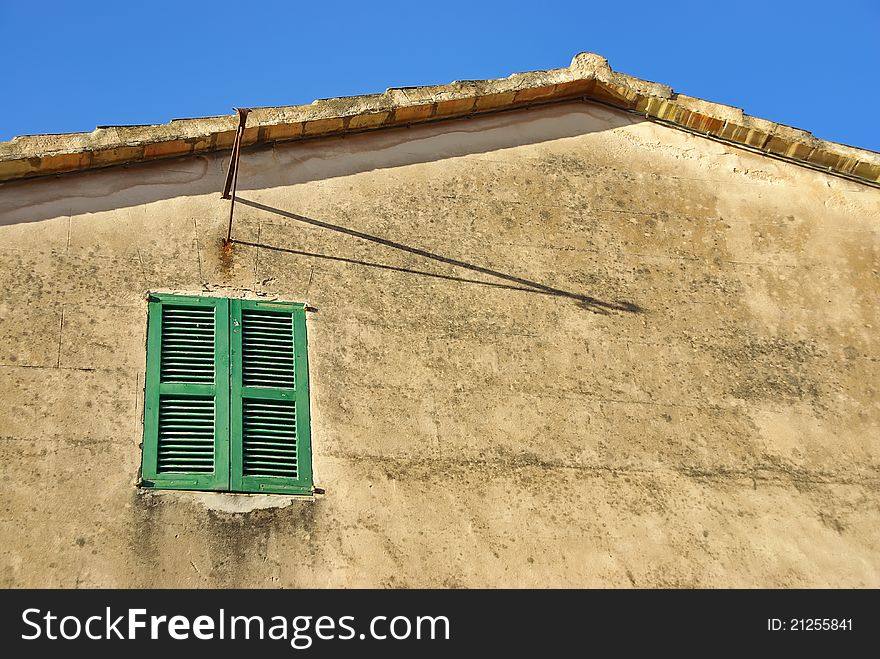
top-left (1, 53), bottom-right (877, 187)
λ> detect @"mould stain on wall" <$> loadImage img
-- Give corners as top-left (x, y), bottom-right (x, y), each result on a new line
top-left (0, 101), bottom-right (878, 588)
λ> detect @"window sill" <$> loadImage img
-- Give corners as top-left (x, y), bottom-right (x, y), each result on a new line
top-left (136, 487), bottom-right (318, 512)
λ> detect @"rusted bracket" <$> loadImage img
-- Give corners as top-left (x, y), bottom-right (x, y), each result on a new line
top-left (222, 107), bottom-right (251, 244)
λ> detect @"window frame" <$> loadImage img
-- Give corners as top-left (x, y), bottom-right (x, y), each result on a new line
top-left (140, 293), bottom-right (313, 496)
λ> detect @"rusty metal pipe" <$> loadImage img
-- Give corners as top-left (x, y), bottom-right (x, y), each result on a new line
top-left (221, 130), bottom-right (241, 200)
top-left (223, 108), bottom-right (251, 244)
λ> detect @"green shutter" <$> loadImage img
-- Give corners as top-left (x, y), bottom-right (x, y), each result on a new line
top-left (230, 299), bottom-right (313, 494)
top-left (142, 294), bottom-right (230, 491)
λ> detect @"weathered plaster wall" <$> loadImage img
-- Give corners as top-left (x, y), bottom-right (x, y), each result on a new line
top-left (0, 101), bottom-right (877, 587)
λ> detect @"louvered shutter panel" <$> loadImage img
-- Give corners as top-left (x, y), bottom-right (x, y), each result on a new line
top-left (230, 300), bottom-right (312, 494)
top-left (142, 295), bottom-right (230, 490)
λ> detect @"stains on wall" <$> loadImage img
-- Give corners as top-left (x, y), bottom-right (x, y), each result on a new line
top-left (0, 102), bottom-right (878, 587)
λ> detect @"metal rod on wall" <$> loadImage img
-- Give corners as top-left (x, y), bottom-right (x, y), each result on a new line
top-left (222, 107), bottom-right (251, 244)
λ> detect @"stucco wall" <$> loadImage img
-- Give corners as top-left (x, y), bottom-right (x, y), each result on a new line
top-left (0, 101), bottom-right (877, 587)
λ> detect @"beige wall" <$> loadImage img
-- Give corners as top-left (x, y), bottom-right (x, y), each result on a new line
top-left (0, 101), bottom-right (878, 587)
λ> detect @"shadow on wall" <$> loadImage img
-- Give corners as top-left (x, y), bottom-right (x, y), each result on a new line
top-left (0, 102), bottom-right (645, 314)
top-left (234, 198), bottom-right (643, 315)
top-left (0, 102), bottom-right (642, 226)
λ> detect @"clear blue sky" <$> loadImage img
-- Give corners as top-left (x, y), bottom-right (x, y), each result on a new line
top-left (2, 1), bottom-right (878, 151)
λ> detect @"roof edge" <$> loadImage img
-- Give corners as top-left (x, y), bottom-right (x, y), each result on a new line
top-left (2, 53), bottom-right (878, 187)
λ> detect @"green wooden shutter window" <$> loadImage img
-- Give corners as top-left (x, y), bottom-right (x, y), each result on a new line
top-left (141, 295), bottom-right (312, 495)
top-left (230, 300), bottom-right (313, 495)
top-left (142, 295), bottom-right (230, 491)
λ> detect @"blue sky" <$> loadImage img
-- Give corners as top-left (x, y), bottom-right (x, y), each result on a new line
top-left (2, 1), bottom-right (878, 151)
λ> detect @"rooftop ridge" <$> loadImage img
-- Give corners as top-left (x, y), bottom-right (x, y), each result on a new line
top-left (2, 53), bottom-right (878, 187)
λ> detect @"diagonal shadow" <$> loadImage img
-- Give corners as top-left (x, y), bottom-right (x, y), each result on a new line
top-left (232, 240), bottom-right (560, 295)
top-left (236, 197), bottom-right (643, 315)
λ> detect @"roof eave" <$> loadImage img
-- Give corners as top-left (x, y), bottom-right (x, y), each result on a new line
top-left (1, 53), bottom-right (878, 187)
